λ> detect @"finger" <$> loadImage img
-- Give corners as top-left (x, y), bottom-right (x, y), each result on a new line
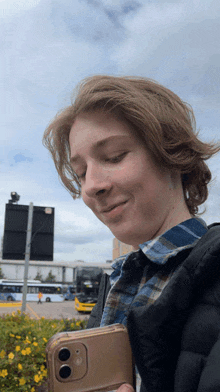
top-left (116, 383), bottom-right (135, 392)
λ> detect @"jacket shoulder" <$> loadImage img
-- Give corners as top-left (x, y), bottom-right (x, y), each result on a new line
top-left (127, 223), bottom-right (220, 392)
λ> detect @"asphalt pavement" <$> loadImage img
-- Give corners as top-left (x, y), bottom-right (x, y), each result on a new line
top-left (0, 300), bottom-right (89, 320)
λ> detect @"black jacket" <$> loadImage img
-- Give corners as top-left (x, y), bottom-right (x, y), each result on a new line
top-left (88, 224), bottom-right (220, 392)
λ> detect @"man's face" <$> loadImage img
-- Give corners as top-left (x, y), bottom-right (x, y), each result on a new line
top-left (69, 111), bottom-right (185, 248)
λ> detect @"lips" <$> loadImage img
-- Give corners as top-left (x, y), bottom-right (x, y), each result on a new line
top-left (101, 201), bottom-right (127, 213)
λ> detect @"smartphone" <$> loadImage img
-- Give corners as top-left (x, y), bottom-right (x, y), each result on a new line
top-left (46, 323), bottom-right (135, 392)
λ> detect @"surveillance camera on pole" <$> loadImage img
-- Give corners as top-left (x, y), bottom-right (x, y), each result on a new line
top-left (8, 192), bottom-right (20, 204)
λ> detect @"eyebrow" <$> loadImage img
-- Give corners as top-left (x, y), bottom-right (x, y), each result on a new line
top-left (70, 135), bottom-right (129, 164)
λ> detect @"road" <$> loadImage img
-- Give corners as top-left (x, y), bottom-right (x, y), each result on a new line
top-left (0, 300), bottom-right (90, 320)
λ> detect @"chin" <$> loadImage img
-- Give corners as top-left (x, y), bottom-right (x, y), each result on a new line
top-left (112, 231), bottom-right (136, 247)
top-left (113, 228), bottom-right (154, 249)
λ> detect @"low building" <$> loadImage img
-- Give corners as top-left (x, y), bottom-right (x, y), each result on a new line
top-left (0, 259), bottom-right (112, 284)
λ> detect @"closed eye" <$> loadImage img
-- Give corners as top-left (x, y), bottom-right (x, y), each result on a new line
top-left (107, 152), bottom-right (127, 163)
top-left (74, 170), bottom-right (86, 182)
top-left (75, 152), bottom-right (127, 181)
top-left (77, 172), bottom-right (86, 181)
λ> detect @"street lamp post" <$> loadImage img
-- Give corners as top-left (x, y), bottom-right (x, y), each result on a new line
top-left (21, 202), bottom-right (34, 314)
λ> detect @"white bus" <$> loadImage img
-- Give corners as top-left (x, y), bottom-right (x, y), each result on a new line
top-left (0, 279), bottom-right (64, 302)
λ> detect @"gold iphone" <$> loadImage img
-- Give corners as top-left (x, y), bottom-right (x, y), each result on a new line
top-left (46, 323), bottom-right (135, 392)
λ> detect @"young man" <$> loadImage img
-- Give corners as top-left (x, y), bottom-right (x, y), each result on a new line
top-left (43, 75), bottom-right (220, 392)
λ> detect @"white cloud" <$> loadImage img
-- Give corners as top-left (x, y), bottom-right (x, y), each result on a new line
top-left (111, 0), bottom-right (220, 94)
top-left (54, 238), bottom-right (113, 263)
top-left (0, 0), bottom-right (41, 17)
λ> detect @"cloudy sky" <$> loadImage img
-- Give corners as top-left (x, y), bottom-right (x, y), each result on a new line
top-left (1, 0), bottom-right (219, 263)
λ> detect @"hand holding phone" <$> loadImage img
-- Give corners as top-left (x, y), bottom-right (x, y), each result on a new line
top-left (46, 324), bottom-right (135, 392)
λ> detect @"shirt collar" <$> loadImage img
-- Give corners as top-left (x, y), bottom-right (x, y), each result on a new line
top-left (112, 217), bottom-right (208, 270)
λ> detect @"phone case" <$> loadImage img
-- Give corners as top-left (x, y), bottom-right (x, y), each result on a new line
top-left (46, 324), bottom-right (134, 392)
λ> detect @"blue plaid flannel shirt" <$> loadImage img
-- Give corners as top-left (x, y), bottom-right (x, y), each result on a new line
top-left (100, 217), bottom-right (208, 327)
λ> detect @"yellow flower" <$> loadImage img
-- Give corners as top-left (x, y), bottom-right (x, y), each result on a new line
top-left (18, 363), bottom-right (23, 370)
top-left (34, 374), bottom-right (41, 383)
top-left (43, 337), bottom-right (47, 342)
top-left (9, 333), bottom-right (15, 337)
top-left (21, 349), bottom-right (27, 355)
top-left (41, 316), bottom-right (45, 319)
top-left (19, 377), bottom-right (26, 385)
top-left (17, 309), bottom-right (21, 315)
top-left (0, 369), bottom-right (8, 378)
top-left (76, 321), bottom-right (81, 327)
top-left (0, 349), bottom-right (5, 358)
top-left (33, 342), bottom-right (38, 346)
top-left (25, 339), bottom-right (31, 344)
top-left (40, 365), bottom-right (45, 372)
top-left (24, 337), bottom-right (30, 343)
top-left (16, 335), bottom-right (21, 339)
top-left (15, 345), bottom-right (21, 352)
top-left (26, 347), bottom-right (31, 355)
top-left (12, 311), bottom-right (16, 316)
top-left (8, 352), bottom-right (14, 360)
top-left (70, 323), bottom-right (74, 328)
top-left (31, 387), bottom-right (35, 392)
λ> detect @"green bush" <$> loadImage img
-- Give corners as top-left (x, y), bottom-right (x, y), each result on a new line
top-left (0, 310), bottom-right (88, 391)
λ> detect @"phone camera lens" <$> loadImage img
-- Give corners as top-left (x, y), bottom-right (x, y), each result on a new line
top-left (59, 365), bottom-right (71, 379)
top-left (58, 348), bottom-right (71, 361)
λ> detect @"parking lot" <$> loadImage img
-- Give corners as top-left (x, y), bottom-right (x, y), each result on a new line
top-left (0, 300), bottom-right (90, 320)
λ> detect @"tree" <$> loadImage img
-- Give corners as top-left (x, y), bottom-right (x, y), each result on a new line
top-left (0, 267), bottom-right (5, 279)
top-left (45, 270), bottom-right (56, 282)
top-left (34, 272), bottom-right (43, 281)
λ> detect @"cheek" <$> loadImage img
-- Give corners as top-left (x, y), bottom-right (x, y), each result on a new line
top-left (132, 172), bottom-right (172, 209)
top-left (81, 189), bottom-right (89, 208)
top-left (81, 191), bottom-right (98, 217)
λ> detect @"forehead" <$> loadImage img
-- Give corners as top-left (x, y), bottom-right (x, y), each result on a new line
top-left (69, 111), bottom-right (140, 153)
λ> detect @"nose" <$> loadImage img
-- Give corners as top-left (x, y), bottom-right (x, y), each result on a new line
top-left (82, 163), bottom-right (112, 198)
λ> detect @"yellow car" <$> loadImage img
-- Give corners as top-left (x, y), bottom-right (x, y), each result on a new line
top-left (74, 293), bottom-right (97, 313)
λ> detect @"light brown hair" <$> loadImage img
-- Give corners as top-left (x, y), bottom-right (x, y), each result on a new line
top-left (43, 75), bottom-right (220, 215)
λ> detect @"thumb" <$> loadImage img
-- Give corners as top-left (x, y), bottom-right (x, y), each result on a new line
top-left (116, 383), bottom-right (135, 392)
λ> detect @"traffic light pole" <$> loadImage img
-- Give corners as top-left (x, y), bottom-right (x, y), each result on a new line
top-left (21, 202), bottom-right (34, 314)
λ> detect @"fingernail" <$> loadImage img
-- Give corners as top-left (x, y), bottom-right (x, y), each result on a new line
top-left (122, 383), bottom-right (135, 392)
